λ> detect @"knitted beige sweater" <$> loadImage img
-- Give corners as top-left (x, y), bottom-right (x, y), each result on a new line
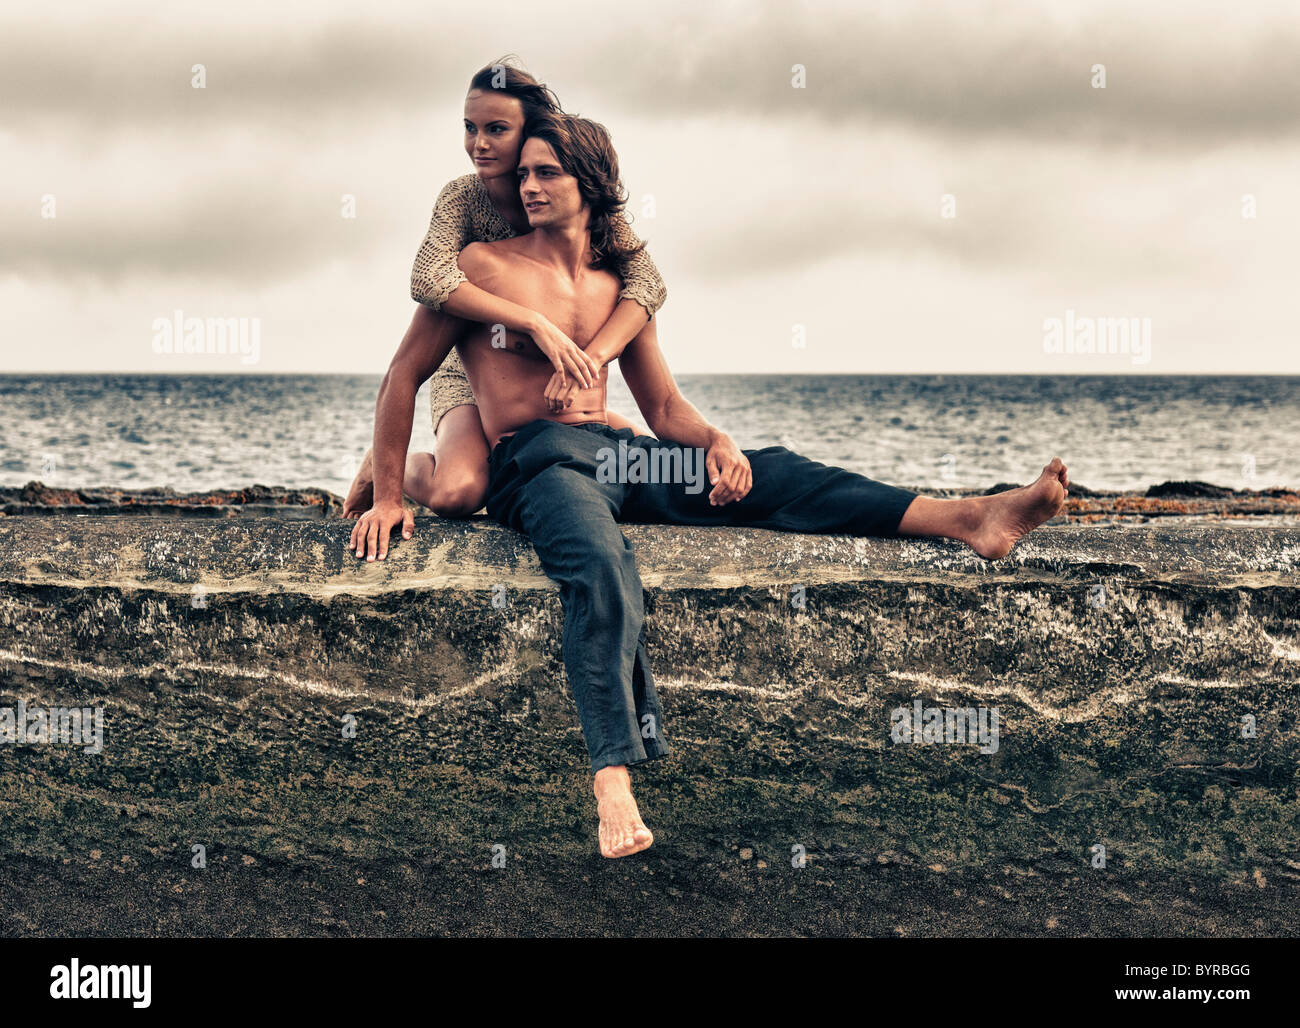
top-left (410, 173), bottom-right (667, 339)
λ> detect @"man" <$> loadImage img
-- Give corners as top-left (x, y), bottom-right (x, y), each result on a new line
top-left (349, 114), bottom-right (1070, 859)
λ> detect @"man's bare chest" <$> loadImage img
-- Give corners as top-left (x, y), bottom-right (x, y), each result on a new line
top-left (469, 324), bottom-right (552, 363)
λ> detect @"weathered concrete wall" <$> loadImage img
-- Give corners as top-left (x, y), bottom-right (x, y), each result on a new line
top-left (1, 503), bottom-right (1298, 936)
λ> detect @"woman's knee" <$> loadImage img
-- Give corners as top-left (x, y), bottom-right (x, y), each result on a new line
top-left (426, 405), bottom-right (490, 516)
top-left (428, 467), bottom-right (488, 517)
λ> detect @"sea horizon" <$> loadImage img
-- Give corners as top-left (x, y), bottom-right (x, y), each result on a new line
top-left (2, 372), bottom-right (1297, 495)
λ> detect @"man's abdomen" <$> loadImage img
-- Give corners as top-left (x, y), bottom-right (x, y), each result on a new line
top-left (458, 338), bottom-right (609, 448)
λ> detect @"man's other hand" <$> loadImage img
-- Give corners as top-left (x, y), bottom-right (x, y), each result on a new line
top-left (349, 499), bottom-right (413, 562)
top-left (544, 370), bottom-right (583, 412)
top-left (705, 434), bottom-right (752, 506)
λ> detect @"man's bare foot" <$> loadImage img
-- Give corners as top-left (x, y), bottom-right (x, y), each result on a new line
top-left (593, 765), bottom-right (654, 858)
top-left (966, 457), bottom-right (1070, 560)
top-left (342, 448), bottom-right (374, 519)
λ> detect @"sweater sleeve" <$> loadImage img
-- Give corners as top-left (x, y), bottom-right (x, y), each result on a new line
top-left (410, 178), bottom-right (476, 311)
top-left (611, 212), bottom-right (667, 318)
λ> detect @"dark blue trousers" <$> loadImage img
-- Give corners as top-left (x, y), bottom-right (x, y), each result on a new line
top-left (485, 419), bottom-right (919, 773)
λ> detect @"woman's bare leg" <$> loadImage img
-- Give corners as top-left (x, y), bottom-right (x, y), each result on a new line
top-left (343, 298), bottom-right (494, 519)
top-left (343, 405), bottom-right (490, 518)
top-left (420, 404), bottom-right (491, 516)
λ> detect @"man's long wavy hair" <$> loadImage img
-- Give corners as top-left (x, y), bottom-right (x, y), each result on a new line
top-left (522, 112), bottom-right (646, 275)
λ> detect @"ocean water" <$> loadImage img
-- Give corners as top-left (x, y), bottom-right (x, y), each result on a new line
top-left (0, 373), bottom-right (1295, 495)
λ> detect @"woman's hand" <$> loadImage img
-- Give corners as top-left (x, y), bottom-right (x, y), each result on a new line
top-left (527, 317), bottom-right (600, 391)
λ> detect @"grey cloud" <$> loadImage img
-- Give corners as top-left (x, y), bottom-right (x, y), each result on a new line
top-left (4, 178), bottom-right (406, 283)
top-left (0, 21), bottom-right (473, 135)
top-left (570, 13), bottom-right (1300, 144)
top-left (3, 7), bottom-right (1298, 142)
top-left (3, 2), bottom-right (1293, 288)
top-left (670, 188), bottom-right (1235, 286)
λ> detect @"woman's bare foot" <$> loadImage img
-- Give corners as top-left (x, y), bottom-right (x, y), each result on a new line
top-left (342, 448), bottom-right (375, 519)
top-left (593, 765), bottom-right (654, 858)
top-left (966, 457), bottom-right (1070, 560)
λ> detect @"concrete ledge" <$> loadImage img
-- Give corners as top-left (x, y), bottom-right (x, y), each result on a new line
top-left (1, 509), bottom-right (1298, 936)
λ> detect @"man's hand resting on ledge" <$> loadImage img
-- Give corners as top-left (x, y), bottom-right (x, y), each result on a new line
top-left (350, 499), bottom-right (413, 562)
top-left (706, 433), bottom-right (752, 506)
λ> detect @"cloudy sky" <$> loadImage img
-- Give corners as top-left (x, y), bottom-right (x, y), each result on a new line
top-left (2, 0), bottom-right (1298, 374)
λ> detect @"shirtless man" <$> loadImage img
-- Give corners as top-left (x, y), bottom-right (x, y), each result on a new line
top-left (349, 113), bottom-right (1070, 859)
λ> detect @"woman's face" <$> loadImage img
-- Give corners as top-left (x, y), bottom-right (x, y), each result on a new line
top-left (463, 89), bottom-right (526, 181)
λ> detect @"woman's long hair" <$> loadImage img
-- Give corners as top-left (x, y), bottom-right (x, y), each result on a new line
top-left (467, 56), bottom-right (563, 124)
top-left (522, 112), bottom-right (646, 274)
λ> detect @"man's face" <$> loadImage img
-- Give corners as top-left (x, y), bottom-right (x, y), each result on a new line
top-left (517, 137), bottom-right (584, 227)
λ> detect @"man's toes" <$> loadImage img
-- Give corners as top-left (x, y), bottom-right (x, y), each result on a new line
top-left (599, 820), bottom-right (629, 857)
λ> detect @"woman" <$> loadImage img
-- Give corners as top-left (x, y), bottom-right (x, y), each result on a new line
top-left (343, 57), bottom-right (664, 519)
